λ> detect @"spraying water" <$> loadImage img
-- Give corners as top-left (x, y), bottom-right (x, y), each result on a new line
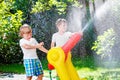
top-left (93, 0), bottom-right (120, 68)
top-left (81, 18), bottom-right (93, 32)
top-left (67, 6), bottom-right (84, 32)
top-left (67, 0), bottom-right (120, 69)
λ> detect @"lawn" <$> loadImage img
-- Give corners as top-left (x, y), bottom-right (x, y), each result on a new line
top-left (0, 63), bottom-right (25, 74)
top-left (0, 56), bottom-right (120, 80)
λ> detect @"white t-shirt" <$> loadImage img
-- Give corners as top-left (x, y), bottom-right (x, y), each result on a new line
top-left (19, 38), bottom-right (38, 59)
top-left (52, 32), bottom-right (72, 47)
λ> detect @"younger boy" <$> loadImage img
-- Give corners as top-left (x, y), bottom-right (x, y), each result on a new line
top-left (19, 24), bottom-right (48, 80)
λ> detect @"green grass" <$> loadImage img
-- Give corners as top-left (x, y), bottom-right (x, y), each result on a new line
top-left (0, 55), bottom-right (95, 74)
top-left (1, 56), bottom-right (120, 79)
top-left (0, 58), bottom-right (49, 74)
top-left (0, 63), bottom-right (25, 74)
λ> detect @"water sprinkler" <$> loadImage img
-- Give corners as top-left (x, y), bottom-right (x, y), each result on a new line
top-left (47, 32), bottom-right (83, 80)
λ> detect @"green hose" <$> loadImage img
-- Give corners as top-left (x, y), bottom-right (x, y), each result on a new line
top-left (49, 70), bottom-right (52, 80)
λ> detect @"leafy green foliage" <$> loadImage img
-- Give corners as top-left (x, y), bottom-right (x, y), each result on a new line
top-left (0, 0), bottom-right (23, 63)
top-left (92, 28), bottom-right (116, 58)
top-left (12, 0), bottom-right (37, 21)
top-left (31, 0), bottom-right (80, 14)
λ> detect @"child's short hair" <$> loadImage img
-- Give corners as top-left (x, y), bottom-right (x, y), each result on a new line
top-left (55, 18), bottom-right (67, 27)
top-left (19, 24), bottom-right (32, 37)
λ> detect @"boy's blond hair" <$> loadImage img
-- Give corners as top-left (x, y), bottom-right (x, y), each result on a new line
top-left (55, 18), bottom-right (67, 27)
top-left (19, 24), bottom-right (32, 37)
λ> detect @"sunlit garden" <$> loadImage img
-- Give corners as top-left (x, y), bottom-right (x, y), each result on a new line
top-left (1, 0), bottom-right (120, 80)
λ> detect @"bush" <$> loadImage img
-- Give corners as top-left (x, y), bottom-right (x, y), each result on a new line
top-left (0, 1), bottom-right (23, 63)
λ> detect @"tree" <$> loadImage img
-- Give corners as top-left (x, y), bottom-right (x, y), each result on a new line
top-left (31, 0), bottom-right (79, 15)
top-left (0, 0), bottom-right (23, 63)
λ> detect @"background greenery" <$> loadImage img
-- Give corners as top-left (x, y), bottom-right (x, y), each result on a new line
top-left (0, 0), bottom-right (95, 64)
top-left (1, 0), bottom-right (120, 79)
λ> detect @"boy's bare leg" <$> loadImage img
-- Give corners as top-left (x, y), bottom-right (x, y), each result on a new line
top-left (37, 74), bottom-right (43, 80)
top-left (26, 76), bottom-right (32, 80)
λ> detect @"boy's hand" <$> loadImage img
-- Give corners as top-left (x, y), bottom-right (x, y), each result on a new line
top-left (36, 42), bottom-right (44, 48)
top-left (39, 42), bottom-right (44, 46)
top-left (38, 42), bottom-right (48, 53)
top-left (79, 31), bottom-right (83, 37)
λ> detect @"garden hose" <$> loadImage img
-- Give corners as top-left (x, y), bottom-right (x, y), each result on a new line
top-left (49, 70), bottom-right (52, 80)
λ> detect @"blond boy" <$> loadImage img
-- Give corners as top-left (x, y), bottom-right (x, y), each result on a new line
top-left (19, 24), bottom-right (48, 80)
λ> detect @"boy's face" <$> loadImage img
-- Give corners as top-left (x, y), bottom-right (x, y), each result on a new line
top-left (57, 22), bottom-right (67, 33)
top-left (22, 28), bottom-right (32, 40)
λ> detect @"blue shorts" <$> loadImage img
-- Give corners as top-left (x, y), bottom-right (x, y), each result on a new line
top-left (23, 59), bottom-right (43, 76)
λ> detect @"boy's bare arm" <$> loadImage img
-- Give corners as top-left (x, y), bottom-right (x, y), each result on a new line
top-left (38, 46), bottom-right (48, 53)
top-left (22, 42), bottom-right (48, 53)
top-left (21, 44), bottom-right (40, 49)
